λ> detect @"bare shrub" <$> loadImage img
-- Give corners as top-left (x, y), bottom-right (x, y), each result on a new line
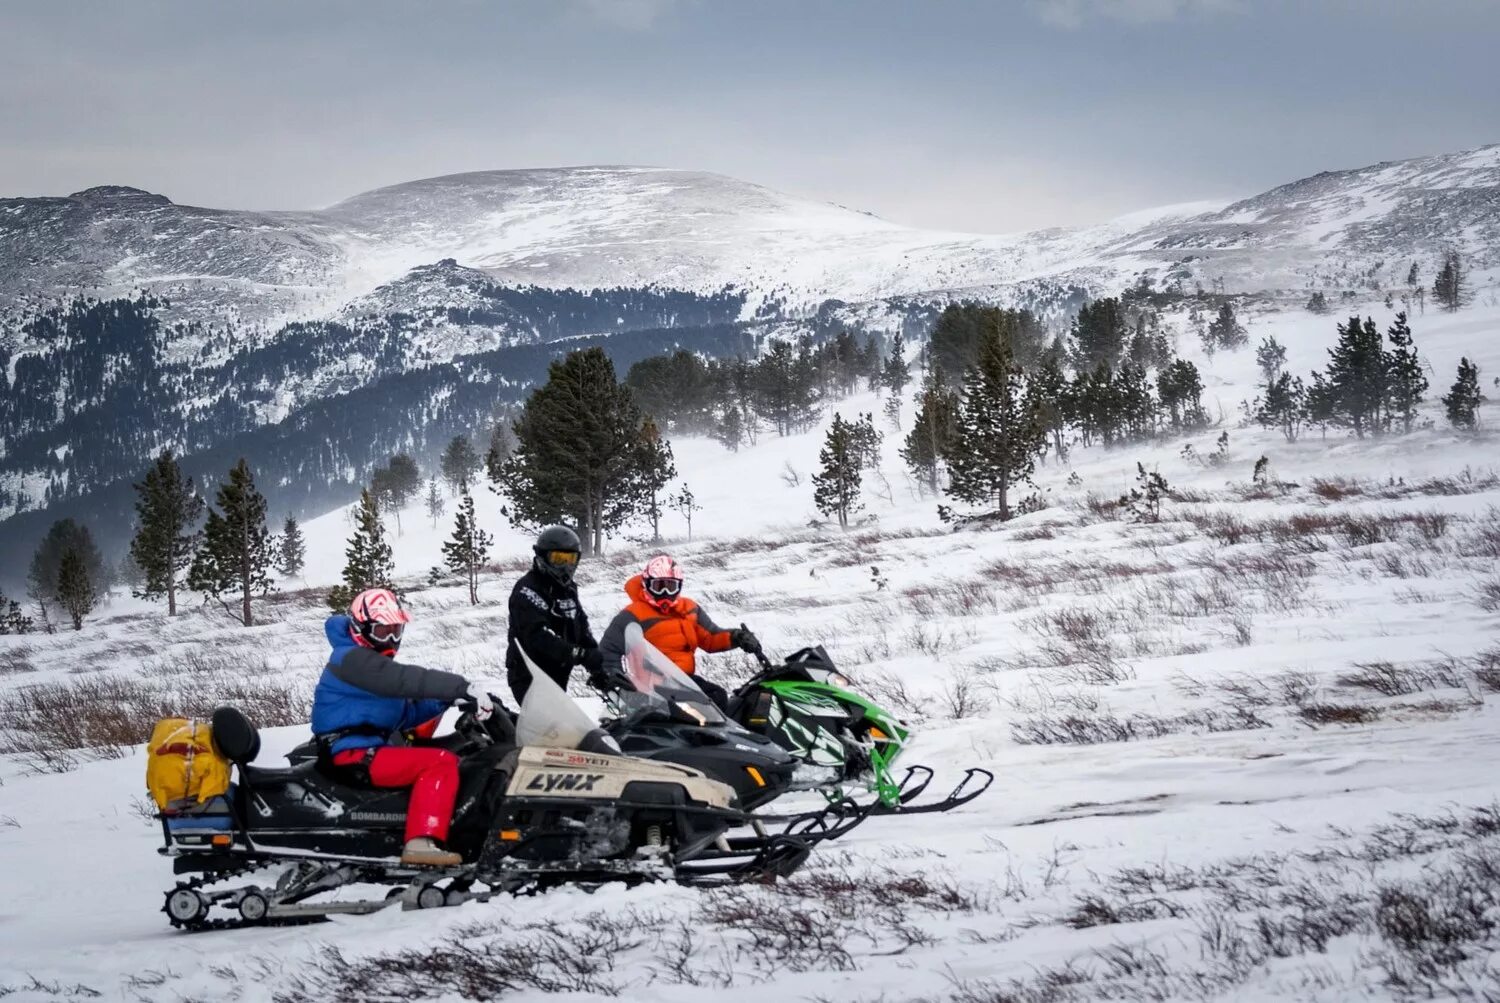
top-left (1063, 891), bottom-right (1186, 929)
top-left (1409, 511), bottom-right (1450, 541)
top-left (1475, 575), bottom-right (1500, 613)
top-left (1311, 477), bottom-right (1362, 501)
top-left (1012, 706), bottom-right (1264, 746)
top-left (861, 671), bottom-right (921, 717)
top-left (0, 672), bottom-right (311, 766)
top-left (0, 645), bottom-right (36, 675)
top-left (1337, 660), bottom-right (1467, 697)
top-left (1474, 647), bottom-right (1500, 693)
top-left (275, 916), bottom-right (640, 999)
top-left (1298, 702), bottom-right (1381, 726)
top-left (941, 668), bottom-right (992, 719)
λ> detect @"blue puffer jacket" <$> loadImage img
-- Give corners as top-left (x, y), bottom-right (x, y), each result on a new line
top-left (311, 615), bottom-right (471, 755)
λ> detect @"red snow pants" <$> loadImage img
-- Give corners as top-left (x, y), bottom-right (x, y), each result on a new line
top-left (333, 746), bottom-right (459, 843)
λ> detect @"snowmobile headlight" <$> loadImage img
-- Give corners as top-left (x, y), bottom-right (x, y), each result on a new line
top-left (498, 829), bottom-right (522, 842)
top-left (829, 673), bottom-right (851, 687)
top-left (745, 766), bottom-right (767, 788)
top-left (867, 726), bottom-right (889, 741)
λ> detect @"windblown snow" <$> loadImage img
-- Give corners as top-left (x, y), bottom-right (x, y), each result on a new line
top-left (2, 297), bottom-right (1499, 1001)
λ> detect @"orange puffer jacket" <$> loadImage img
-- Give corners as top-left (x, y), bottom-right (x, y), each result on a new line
top-left (597, 574), bottom-right (733, 675)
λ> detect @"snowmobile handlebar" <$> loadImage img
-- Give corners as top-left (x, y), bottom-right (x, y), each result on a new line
top-left (741, 622), bottom-right (773, 668)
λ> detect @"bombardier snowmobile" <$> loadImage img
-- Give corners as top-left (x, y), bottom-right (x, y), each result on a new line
top-left (725, 640), bottom-right (993, 816)
top-left (155, 647), bottom-right (859, 931)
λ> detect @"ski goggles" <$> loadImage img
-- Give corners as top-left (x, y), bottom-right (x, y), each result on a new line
top-left (644, 576), bottom-right (683, 598)
top-left (369, 622), bottom-right (405, 644)
top-left (545, 550), bottom-right (579, 568)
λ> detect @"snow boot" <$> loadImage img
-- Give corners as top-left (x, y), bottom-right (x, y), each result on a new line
top-left (401, 837), bottom-right (461, 867)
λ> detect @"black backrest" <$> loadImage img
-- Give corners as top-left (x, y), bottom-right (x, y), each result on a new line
top-left (211, 706), bottom-right (261, 765)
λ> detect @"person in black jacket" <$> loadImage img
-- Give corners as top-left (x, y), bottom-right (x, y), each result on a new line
top-left (506, 525), bottom-right (603, 702)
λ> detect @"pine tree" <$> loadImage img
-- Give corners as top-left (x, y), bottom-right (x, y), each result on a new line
top-left (1255, 336), bottom-right (1287, 383)
top-left (1383, 312), bottom-right (1427, 435)
top-left (670, 484), bottom-right (702, 540)
top-left (813, 413), bottom-right (863, 530)
top-left (1204, 303), bottom-right (1247, 353)
top-left (277, 515), bottom-right (306, 579)
top-left (371, 453), bottom-right (420, 534)
top-left (713, 406), bottom-right (744, 452)
top-left (28, 519), bottom-right (104, 620)
top-left (1305, 370), bottom-right (1338, 438)
top-left (188, 458), bottom-right (273, 626)
top-left (1307, 291), bottom-right (1329, 315)
top-left (901, 365), bottom-right (960, 494)
top-left (847, 412), bottom-right (883, 470)
top-left (56, 547), bottom-right (95, 631)
top-left (1157, 359), bottom-right (1208, 431)
top-left (1324, 315), bottom-right (1387, 438)
top-left (880, 332), bottom-right (911, 398)
top-left (440, 436), bottom-right (481, 495)
top-left (1115, 363), bottom-right (1159, 441)
top-left (129, 449), bottom-right (204, 615)
top-left (1027, 354), bottom-right (1072, 461)
top-left (1442, 357), bottom-right (1485, 431)
top-left (425, 479), bottom-right (445, 528)
top-left (484, 419), bottom-right (517, 480)
top-left (1255, 372), bottom-right (1309, 442)
top-left (635, 417), bottom-right (677, 543)
top-left (1070, 298), bottom-right (1127, 372)
top-left (330, 489), bottom-right (395, 609)
top-left (492, 347), bottom-right (646, 554)
top-left (1406, 262), bottom-right (1419, 287)
top-left (442, 490), bottom-right (492, 606)
top-left (1433, 250), bottom-right (1463, 312)
top-left (0, 589), bottom-right (34, 634)
top-left (944, 327), bottom-right (1045, 520)
top-left (752, 340), bottom-right (822, 435)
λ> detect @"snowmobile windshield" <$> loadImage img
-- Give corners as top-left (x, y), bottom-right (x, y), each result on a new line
top-left (621, 623), bottom-right (728, 725)
top-left (514, 641), bottom-right (618, 751)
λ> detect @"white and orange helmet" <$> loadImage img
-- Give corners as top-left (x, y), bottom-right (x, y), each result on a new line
top-left (349, 588), bottom-right (411, 655)
top-left (641, 555), bottom-right (684, 612)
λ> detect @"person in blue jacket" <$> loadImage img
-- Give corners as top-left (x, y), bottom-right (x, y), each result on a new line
top-left (311, 588), bottom-right (493, 867)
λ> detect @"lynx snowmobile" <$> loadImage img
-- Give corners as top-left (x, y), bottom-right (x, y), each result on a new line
top-left (725, 640), bottom-right (993, 816)
top-left (154, 647), bottom-right (857, 931)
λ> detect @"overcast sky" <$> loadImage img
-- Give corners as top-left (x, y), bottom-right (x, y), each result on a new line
top-left (2, 0), bottom-right (1496, 232)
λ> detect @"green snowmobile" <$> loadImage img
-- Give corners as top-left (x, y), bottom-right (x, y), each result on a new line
top-left (726, 639), bottom-right (992, 815)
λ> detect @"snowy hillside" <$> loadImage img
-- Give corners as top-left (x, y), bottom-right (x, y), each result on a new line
top-left (4, 300), bottom-right (1499, 1000)
top-left (4, 147), bottom-right (1498, 331)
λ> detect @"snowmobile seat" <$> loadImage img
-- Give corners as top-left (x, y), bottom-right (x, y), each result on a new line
top-left (210, 706), bottom-right (261, 765)
top-left (241, 760), bottom-right (319, 787)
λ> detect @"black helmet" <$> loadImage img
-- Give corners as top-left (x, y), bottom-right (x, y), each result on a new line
top-left (533, 525), bottom-right (582, 584)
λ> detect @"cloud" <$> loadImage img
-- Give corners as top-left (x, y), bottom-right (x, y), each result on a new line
top-left (562, 0), bottom-right (689, 30)
top-left (1032, 0), bottom-right (1241, 28)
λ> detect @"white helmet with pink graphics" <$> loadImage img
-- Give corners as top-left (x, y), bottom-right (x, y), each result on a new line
top-left (348, 588), bottom-right (410, 655)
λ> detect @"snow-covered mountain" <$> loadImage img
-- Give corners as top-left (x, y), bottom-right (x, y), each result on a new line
top-left (1, 144), bottom-right (1496, 580)
top-left (4, 146), bottom-right (1497, 330)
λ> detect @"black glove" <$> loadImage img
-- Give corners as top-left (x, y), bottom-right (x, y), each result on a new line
top-left (730, 628), bottom-right (762, 655)
top-left (574, 646), bottom-right (607, 688)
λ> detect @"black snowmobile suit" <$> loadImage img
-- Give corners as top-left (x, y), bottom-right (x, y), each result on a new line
top-left (505, 566), bottom-right (597, 702)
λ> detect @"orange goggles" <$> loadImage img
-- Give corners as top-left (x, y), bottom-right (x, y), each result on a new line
top-left (546, 550), bottom-right (579, 567)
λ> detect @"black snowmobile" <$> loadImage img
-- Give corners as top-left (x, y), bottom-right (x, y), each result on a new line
top-left (594, 625), bottom-right (939, 817)
top-left (155, 646), bottom-right (858, 931)
top-left (594, 624), bottom-right (804, 811)
top-left (725, 640), bottom-right (993, 817)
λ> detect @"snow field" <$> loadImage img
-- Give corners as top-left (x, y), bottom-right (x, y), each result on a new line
top-left (2, 300), bottom-right (1499, 1000)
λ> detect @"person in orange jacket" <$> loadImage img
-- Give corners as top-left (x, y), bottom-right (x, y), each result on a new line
top-left (596, 554), bottom-right (760, 710)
